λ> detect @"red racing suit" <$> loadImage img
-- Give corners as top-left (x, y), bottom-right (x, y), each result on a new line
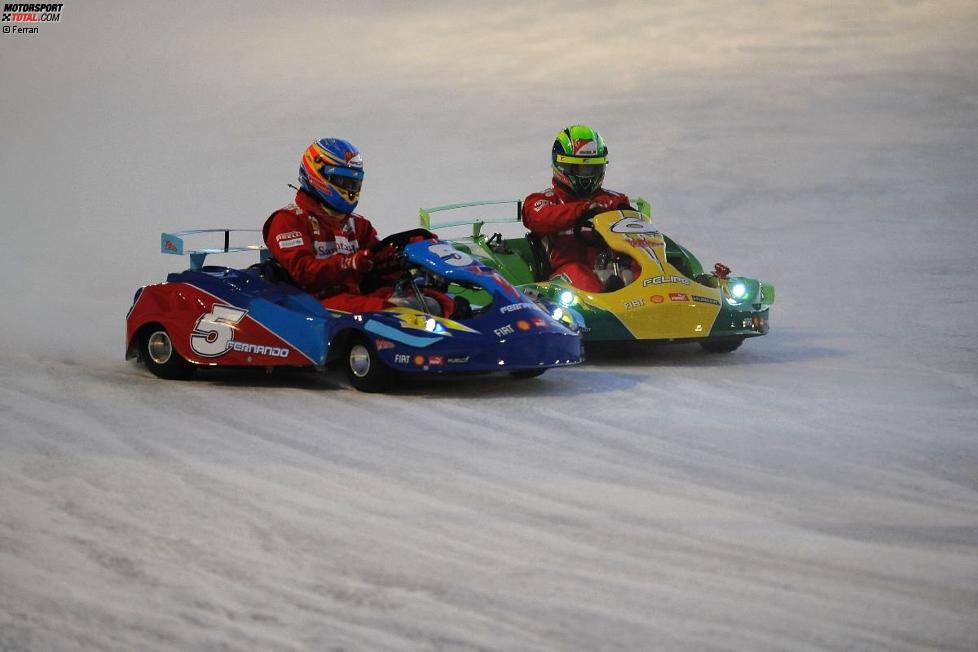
top-left (522, 184), bottom-right (630, 292)
top-left (262, 190), bottom-right (391, 313)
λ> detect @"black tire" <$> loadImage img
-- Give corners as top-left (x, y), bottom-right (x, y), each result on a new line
top-left (700, 338), bottom-right (744, 354)
top-left (140, 327), bottom-right (196, 380)
top-left (510, 368), bottom-right (547, 380)
top-left (344, 335), bottom-right (394, 392)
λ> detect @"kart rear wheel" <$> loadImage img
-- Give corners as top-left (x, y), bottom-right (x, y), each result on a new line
top-left (140, 327), bottom-right (195, 380)
top-left (345, 335), bottom-right (394, 393)
top-left (700, 337), bottom-right (744, 354)
top-left (510, 368), bottom-right (546, 380)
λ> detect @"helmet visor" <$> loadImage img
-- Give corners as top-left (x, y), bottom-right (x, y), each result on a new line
top-left (327, 173), bottom-right (362, 193)
top-left (555, 161), bottom-right (605, 178)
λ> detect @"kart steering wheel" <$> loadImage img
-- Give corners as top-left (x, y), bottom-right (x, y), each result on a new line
top-left (370, 228), bottom-right (435, 254)
top-left (572, 208), bottom-right (605, 248)
top-left (360, 228), bottom-right (436, 293)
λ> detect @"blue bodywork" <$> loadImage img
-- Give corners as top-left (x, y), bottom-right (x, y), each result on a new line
top-left (160, 238), bottom-right (583, 374)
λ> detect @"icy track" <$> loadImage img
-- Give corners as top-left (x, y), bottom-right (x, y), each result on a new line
top-left (1, 2), bottom-right (977, 650)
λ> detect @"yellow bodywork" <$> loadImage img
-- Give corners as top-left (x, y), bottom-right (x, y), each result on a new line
top-left (383, 307), bottom-right (480, 335)
top-left (571, 211), bottom-right (723, 340)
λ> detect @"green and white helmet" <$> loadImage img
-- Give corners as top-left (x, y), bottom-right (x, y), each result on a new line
top-left (551, 124), bottom-right (608, 198)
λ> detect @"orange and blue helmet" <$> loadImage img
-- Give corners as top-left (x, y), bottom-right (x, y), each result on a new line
top-left (298, 138), bottom-right (364, 214)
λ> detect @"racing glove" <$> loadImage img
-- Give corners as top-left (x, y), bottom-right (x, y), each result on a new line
top-left (339, 249), bottom-right (374, 273)
top-left (370, 243), bottom-right (404, 275)
top-left (372, 243), bottom-right (398, 265)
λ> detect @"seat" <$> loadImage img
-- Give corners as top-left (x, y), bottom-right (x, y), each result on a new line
top-left (525, 233), bottom-right (553, 282)
top-left (248, 257), bottom-right (298, 286)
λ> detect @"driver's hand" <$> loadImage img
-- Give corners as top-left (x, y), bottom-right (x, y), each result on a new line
top-left (577, 203), bottom-right (602, 225)
top-left (340, 249), bottom-right (374, 273)
top-left (373, 243), bottom-right (398, 264)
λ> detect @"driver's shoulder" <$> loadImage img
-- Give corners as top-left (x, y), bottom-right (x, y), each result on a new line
top-left (263, 203), bottom-right (309, 242)
top-left (524, 187), bottom-right (557, 202)
top-left (346, 211), bottom-right (377, 232)
top-left (525, 187), bottom-right (576, 214)
top-left (598, 188), bottom-right (628, 201)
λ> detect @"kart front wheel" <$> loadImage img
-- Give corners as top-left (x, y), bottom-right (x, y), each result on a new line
top-left (140, 327), bottom-right (195, 380)
top-left (345, 336), bottom-right (394, 393)
top-left (700, 338), bottom-right (744, 354)
top-left (510, 368), bottom-right (546, 380)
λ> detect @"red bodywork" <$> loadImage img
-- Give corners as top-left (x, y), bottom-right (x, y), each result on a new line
top-left (126, 282), bottom-right (316, 368)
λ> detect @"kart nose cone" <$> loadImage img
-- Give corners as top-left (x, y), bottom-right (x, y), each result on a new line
top-left (494, 329), bottom-right (583, 367)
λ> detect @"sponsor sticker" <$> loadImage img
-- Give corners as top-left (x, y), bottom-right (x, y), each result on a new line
top-left (500, 302), bottom-right (534, 314)
top-left (610, 216), bottom-right (659, 235)
top-left (493, 324), bottom-right (515, 337)
top-left (374, 338), bottom-right (395, 350)
top-left (650, 295), bottom-right (664, 304)
top-left (447, 356), bottom-right (470, 364)
top-left (413, 355), bottom-right (425, 366)
top-left (516, 320), bottom-right (531, 331)
top-left (276, 230), bottom-right (302, 242)
top-left (428, 355), bottom-right (444, 366)
top-left (669, 293), bottom-right (689, 302)
top-left (692, 295), bottom-right (720, 306)
top-left (624, 298), bottom-right (645, 310)
top-left (531, 317), bottom-right (548, 327)
top-left (229, 341), bottom-right (290, 358)
top-left (642, 275), bottom-right (691, 286)
top-left (572, 139), bottom-right (598, 156)
top-left (394, 354), bottom-right (411, 364)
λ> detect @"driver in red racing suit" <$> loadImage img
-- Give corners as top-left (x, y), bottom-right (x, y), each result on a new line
top-left (523, 125), bottom-right (631, 293)
top-left (264, 138), bottom-right (452, 315)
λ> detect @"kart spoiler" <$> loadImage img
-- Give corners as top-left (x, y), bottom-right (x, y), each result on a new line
top-left (419, 199), bottom-right (523, 238)
top-left (419, 197), bottom-right (653, 237)
top-left (161, 229), bottom-right (269, 271)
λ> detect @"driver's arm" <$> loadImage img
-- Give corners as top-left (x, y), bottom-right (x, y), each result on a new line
top-left (523, 192), bottom-right (589, 235)
top-left (353, 215), bottom-right (380, 251)
top-left (264, 210), bottom-right (367, 291)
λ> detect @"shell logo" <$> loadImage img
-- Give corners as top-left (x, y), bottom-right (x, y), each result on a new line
top-left (516, 320), bottom-right (531, 331)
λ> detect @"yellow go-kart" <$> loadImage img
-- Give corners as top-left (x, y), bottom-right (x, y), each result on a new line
top-left (420, 199), bottom-right (774, 351)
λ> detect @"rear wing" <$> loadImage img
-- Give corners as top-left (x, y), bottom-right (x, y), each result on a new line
top-left (419, 197), bottom-right (653, 237)
top-left (419, 199), bottom-right (523, 238)
top-left (161, 229), bottom-right (269, 271)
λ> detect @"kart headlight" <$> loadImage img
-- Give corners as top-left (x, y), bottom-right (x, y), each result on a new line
top-left (424, 318), bottom-right (446, 334)
top-left (556, 306), bottom-right (584, 333)
top-left (558, 290), bottom-right (576, 307)
top-left (725, 279), bottom-right (749, 305)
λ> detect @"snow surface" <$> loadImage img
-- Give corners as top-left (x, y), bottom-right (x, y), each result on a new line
top-left (2, 1), bottom-right (977, 650)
